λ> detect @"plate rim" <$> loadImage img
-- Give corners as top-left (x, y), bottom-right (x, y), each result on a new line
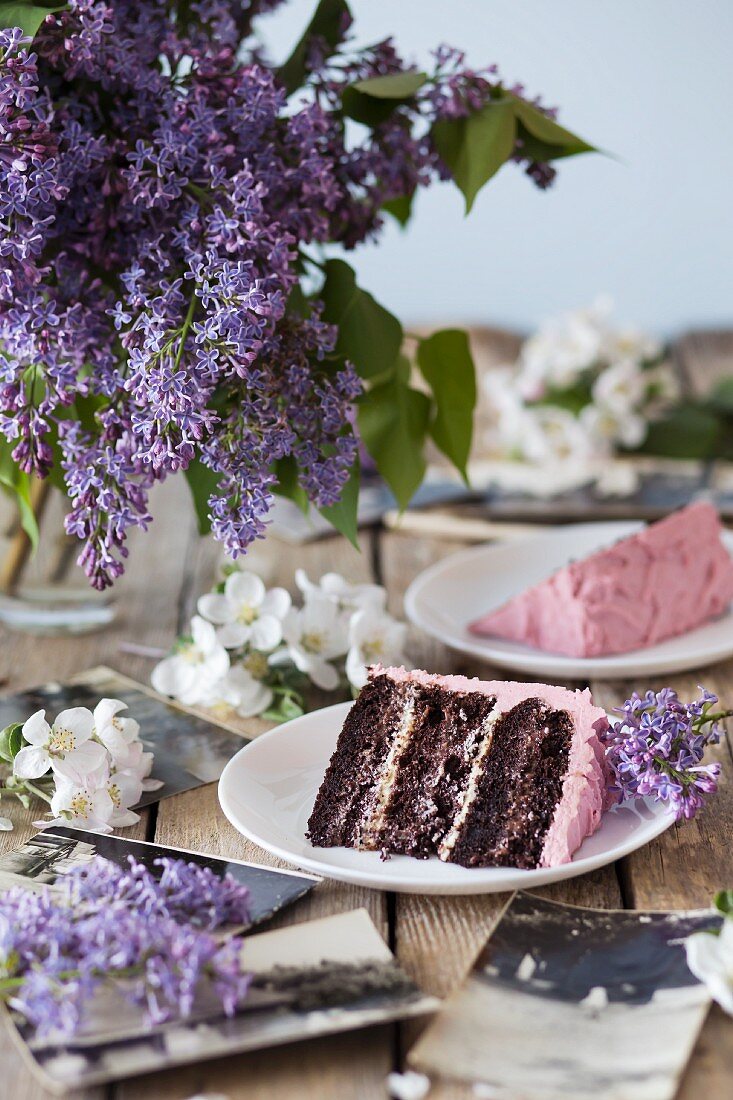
top-left (218, 700), bottom-right (676, 895)
top-left (404, 521), bottom-right (733, 679)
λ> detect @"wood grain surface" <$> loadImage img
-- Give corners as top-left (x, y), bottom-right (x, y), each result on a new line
top-left (0, 328), bottom-right (731, 1100)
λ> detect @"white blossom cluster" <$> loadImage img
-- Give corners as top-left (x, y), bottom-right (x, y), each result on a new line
top-left (483, 297), bottom-right (678, 468)
top-left (151, 567), bottom-right (408, 721)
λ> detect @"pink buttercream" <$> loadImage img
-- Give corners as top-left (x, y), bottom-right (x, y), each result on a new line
top-left (469, 503), bottom-right (733, 658)
top-left (375, 665), bottom-right (611, 866)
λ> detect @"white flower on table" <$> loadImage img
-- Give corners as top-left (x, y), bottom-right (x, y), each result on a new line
top-left (280, 594), bottom-right (349, 690)
top-left (111, 739), bottom-right (163, 793)
top-left (197, 571), bottom-right (291, 651)
top-left (591, 358), bottom-right (646, 415)
top-left (518, 298), bottom-right (609, 392)
top-left (685, 919), bottom-right (733, 1015)
top-left (205, 663), bottom-right (274, 719)
top-left (522, 406), bottom-right (596, 465)
top-left (294, 569), bottom-right (386, 614)
top-left (346, 608), bottom-right (408, 690)
top-left (92, 698), bottom-right (140, 764)
top-left (580, 402), bottom-right (647, 449)
top-left (0, 817), bottom-right (12, 832)
top-left (151, 615), bottom-right (229, 706)
top-left (13, 707), bottom-right (106, 781)
top-left (46, 761), bottom-right (115, 834)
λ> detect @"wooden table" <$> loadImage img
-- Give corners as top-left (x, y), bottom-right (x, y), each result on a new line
top-left (1, 329), bottom-right (732, 1100)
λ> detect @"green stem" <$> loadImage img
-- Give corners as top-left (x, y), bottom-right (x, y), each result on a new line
top-left (174, 293), bottom-right (198, 372)
top-left (22, 780), bottom-right (52, 805)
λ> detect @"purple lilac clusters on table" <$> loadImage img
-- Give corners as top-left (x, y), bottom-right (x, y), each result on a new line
top-left (604, 687), bottom-right (729, 820)
top-left (0, 1), bottom-right (575, 589)
top-left (0, 854), bottom-right (251, 1038)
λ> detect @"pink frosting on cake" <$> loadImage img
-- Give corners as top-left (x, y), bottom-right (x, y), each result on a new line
top-left (377, 665), bottom-right (611, 866)
top-left (469, 502), bottom-right (733, 658)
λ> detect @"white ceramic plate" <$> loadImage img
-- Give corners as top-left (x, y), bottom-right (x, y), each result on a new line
top-left (404, 521), bottom-right (733, 680)
top-left (218, 701), bottom-right (675, 896)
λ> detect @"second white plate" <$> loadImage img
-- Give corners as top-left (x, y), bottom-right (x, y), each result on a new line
top-left (404, 521), bottom-right (733, 679)
top-left (218, 701), bottom-right (675, 896)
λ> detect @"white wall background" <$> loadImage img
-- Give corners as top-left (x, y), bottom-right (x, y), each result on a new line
top-left (261, 0), bottom-right (733, 337)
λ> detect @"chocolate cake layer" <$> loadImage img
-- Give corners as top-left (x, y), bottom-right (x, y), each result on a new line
top-left (306, 675), bottom-right (411, 847)
top-left (442, 698), bottom-right (573, 869)
top-left (362, 686), bottom-right (498, 858)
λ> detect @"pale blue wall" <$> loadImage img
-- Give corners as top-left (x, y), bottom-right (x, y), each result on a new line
top-left (262, 0), bottom-right (733, 336)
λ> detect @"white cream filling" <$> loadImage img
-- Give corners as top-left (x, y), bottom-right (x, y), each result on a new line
top-left (438, 707), bottom-right (503, 859)
top-left (357, 688), bottom-right (418, 849)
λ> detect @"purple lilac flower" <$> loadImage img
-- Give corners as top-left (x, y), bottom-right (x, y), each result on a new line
top-left (0, 854), bottom-right (251, 1039)
top-left (0, 3), bottom-right (562, 587)
top-left (603, 686), bottom-right (731, 821)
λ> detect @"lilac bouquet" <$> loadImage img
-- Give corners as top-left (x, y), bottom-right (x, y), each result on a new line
top-left (0, 1), bottom-right (593, 589)
top-left (0, 854), bottom-right (251, 1038)
top-left (604, 687), bottom-right (731, 821)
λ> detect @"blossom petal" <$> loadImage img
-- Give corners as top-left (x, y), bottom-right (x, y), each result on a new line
top-left (21, 710), bottom-right (50, 747)
top-left (53, 708), bottom-right (95, 745)
top-left (249, 614), bottom-right (283, 652)
top-left (236, 683), bottom-right (274, 718)
top-left (191, 615), bottom-right (217, 653)
top-left (197, 592), bottom-right (234, 625)
top-left (13, 745), bottom-right (51, 779)
top-left (216, 622), bottom-right (251, 649)
top-left (260, 587), bottom-right (291, 620)
top-left (225, 571), bottom-right (265, 607)
top-left (151, 656), bottom-right (198, 699)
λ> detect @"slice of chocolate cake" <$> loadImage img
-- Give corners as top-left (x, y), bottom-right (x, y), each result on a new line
top-left (307, 666), bottom-right (611, 869)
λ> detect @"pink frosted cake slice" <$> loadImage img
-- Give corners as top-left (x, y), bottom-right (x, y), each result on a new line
top-left (470, 502), bottom-right (733, 658)
top-left (307, 666), bottom-right (612, 869)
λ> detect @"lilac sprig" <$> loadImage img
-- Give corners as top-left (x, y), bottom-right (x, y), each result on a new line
top-left (0, 854), bottom-right (251, 1039)
top-left (604, 686), bottom-right (731, 820)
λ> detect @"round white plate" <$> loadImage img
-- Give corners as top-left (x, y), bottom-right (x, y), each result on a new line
top-left (218, 701), bottom-right (675, 895)
top-left (404, 521), bottom-right (733, 679)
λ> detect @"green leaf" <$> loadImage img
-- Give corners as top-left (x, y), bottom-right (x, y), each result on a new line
top-left (358, 358), bottom-right (431, 508)
top-left (417, 329), bottom-right (476, 481)
top-left (183, 459), bottom-right (220, 536)
top-left (320, 259), bottom-right (403, 380)
top-left (511, 96), bottom-right (595, 159)
top-left (0, 440), bottom-right (39, 551)
top-left (714, 890), bottom-right (733, 918)
top-left (274, 455), bottom-right (309, 515)
top-left (342, 70), bottom-right (427, 126)
top-left (318, 454), bottom-right (360, 549)
top-left (0, 3), bottom-right (67, 38)
top-left (382, 190), bottom-right (414, 227)
top-left (277, 0), bottom-right (350, 96)
top-left (432, 99), bottom-right (517, 213)
top-left (633, 407), bottom-right (722, 460)
top-left (0, 724), bottom-right (24, 764)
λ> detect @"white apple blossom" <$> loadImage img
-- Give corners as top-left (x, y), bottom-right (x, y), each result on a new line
top-left (685, 920), bottom-right (733, 1014)
top-left (580, 402), bottom-right (647, 449)
top-left (112, 739), bottom-right (163, 793)
top-left (281, 594), bottom-right (349, 690)
top-left (47, 761), bottom-right (115, 834)
top-left (0, 817), bottom-right (12, 831)
top-left (346, 608), bottom-right (408, 690)
top-left (197, 571), bottom-right (290, 651)
top-left (591, 357), bottom-right (646, 415)
top-left (518, 298), bottom-right (610, 392)
top-left (522, 406), bottom-right (596, 465)
top-left (151, 615), bottom-right (229, 706)
top-left (13, 707), bottom-right (106, 781)
top-left (295, 569), bottom-right (386, 614)
top-left (92, 698), bottom-right (140, 765)
top-left (206, 664), bottom-right (274, 718)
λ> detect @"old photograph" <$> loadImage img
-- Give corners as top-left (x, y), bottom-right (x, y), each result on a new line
top-left (11, 909), bottom-right (439, 1093)
top-left (0, 826), bottom-right (319, 926)
top-left (411, 891), bottom-right (721, 1100)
